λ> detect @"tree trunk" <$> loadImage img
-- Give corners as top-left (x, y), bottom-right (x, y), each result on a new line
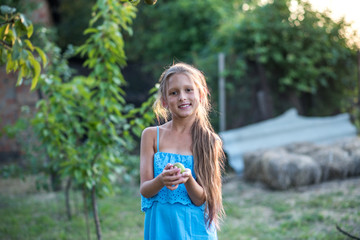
top-left (91, 186), bottom-right (102, 240)
top-left (288, 90), bottom-right (303, 115)
top-left (49, 163), bottom-right (62, 191)
top-left (357, 50), bottom-right (360, 102)
top-left (65, 177), bottom-right (72, 220)
top-left (83, 189), bottom-right (91, 240)
top-left (256, 54), bottom-right (274, 120)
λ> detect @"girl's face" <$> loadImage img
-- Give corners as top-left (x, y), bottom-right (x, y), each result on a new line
top-left (163, 73), bottom-right (201, 120)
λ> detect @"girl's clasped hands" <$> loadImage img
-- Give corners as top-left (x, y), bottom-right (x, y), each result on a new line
top-left (160, 163), bottom-right (192, 190)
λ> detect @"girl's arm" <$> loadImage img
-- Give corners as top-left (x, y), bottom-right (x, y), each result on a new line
top-left (183, 172), bottom-right (206, 206)
top-left (170, 169), bottom-right (206, 206)
top-left (139, 127), bottom-right (181, 198)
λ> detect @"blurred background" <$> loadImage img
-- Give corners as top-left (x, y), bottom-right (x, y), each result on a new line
top-left (1, 0), bottom-right (360, 161)
top-left (1, 0), bottom-right (360, 239)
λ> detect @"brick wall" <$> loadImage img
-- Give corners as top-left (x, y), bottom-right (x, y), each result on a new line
top-left (0, 0), bottom-right (52, 163)
top-left (0, 68), bottom-right (40, 162)
top-left (30, 0), bottom-right (53, 26)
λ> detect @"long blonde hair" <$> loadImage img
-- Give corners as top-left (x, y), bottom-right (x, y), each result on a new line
top-left (153, 62), bottom-right (225, 229)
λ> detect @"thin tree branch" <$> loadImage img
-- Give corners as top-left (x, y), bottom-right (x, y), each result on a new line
top-left (83, 187), bottom-right (91, 240)
top-left (336, 224), bottom-right (360, 240)
top-left (0, 40), bottom-right (12, 50)
top-left (92, 186), bottom-right (102, 240)
top-left (0, 20), bottom-right (10, 27)
top-left (65, 177), bottom-right (72, 221)
top-left (0, 18), bottom-right (15, 27)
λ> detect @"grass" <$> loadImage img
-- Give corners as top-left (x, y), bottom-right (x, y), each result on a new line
top-left (0, 175), bottom-right (359, 240)
top-left (220, 175), bottom-right (360, 240)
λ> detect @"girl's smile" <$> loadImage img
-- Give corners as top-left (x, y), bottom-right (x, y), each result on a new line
top-left (178, 103), bottom-right (191, 109)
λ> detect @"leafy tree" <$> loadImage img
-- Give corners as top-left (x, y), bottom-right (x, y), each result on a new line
top-left (1, 1), bottom-right (156, 239)
top-left (206, 0), bottom-right (358, 128)
top-left (31, 1), bottom-right (155, 239)
top-left (0, 5), bottom-right (47, 90)
top-left (124, 0), bottom-right (358, 130)
top-left (125, 0), bottom-right (233, 80)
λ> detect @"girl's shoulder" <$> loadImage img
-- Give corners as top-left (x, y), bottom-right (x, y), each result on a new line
top-left (142, 123), bottom-right (171, 136)
top-left (141, 123), bottom-right (173, 142)
top-left (141, 126), bottom-right (157, 138)
top-left (141, 127), bottom-right (157, 153)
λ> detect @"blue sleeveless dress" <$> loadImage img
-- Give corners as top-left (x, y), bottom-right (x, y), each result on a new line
top-left (141, 127), bottom-right (217, 240)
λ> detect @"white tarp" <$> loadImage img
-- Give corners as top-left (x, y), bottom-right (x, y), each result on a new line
top-left (219, 108), bottom-right (358, 173)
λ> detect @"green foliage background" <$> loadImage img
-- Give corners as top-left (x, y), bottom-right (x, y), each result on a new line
top-left (50, 0), bottom-right (359, 130)
top-left (124, 0), bottom-right (359, 129)
top-left (207, 0), bottom-right (358, 127)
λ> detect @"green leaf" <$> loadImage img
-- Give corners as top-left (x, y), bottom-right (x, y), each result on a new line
top-left (6, 55), bottom-right (15, 73)
top-left (83, 28), bottom-right (99, 35)
top-left (24, 39), bottom-right (34, 51)
top-left (27, 24), bottom-right (33, 38)
top-left (19, 14), bottom-right (31, 28)
top-left (85, 180), bottom-right (94, 190)
top-left (16, 68), bottom-right (23, 86)
top-left (0, 25), bottom-right (7, 40)
top-left (74, 170), bottom-right (81, 180)
top-left (14, 16), bottom-right (28, 38)
top-left (35, 47), bottom-right (47, 67)
top-left (30, 56), bottom-right (41, 90)
top-left (89, 11), bottom-right (102, 26)
top-left (11, 43), bottom-right (21, 61)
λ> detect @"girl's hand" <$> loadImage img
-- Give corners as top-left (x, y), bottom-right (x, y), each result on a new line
top-left (178, 168), bottom-right (192, 183)
top-left (160, 164), bottom-right (193, 190)
top-left (167, 167), bottom-right (193, 190)
top-left (160, 163), bottom-right (181, 190)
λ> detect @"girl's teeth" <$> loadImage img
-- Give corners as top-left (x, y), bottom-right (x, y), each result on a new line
top-left (179, 104), bottom-right (190, 108)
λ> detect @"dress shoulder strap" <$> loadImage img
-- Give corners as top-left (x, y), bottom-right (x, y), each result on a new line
top-left (156, 126), bottom-right (160, 153)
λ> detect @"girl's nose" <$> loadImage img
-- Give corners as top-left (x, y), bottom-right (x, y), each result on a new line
top-left (178, 91), bottom-right (186, 101)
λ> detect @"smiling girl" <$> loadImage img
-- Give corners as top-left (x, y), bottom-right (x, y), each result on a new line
top-left (140, 63), bottom-right (225, 240)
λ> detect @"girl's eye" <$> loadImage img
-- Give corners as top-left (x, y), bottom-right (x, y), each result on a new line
top-left (170, 91), bottom-right (177, 95)
top-left (186, 88), bottom-right (193, 92)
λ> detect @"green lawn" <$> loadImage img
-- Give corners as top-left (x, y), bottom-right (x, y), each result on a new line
top-left (0, 175), bottom-right (359, 240)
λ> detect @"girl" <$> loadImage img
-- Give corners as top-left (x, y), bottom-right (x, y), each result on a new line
top-left (140, 63), bottom-right (225, 240)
